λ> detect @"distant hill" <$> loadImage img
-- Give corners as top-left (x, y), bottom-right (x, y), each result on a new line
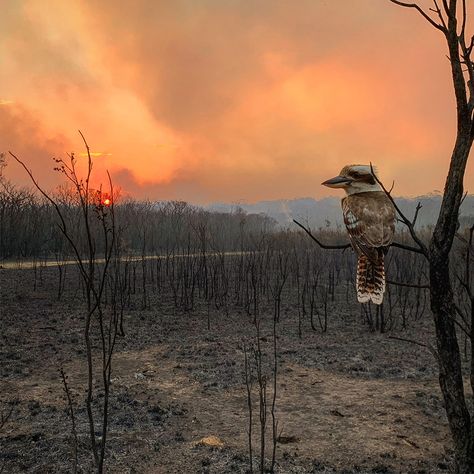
top-left (207, 193), bottom-right (474, 229)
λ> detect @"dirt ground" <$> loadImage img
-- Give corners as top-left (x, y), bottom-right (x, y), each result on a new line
top-left (0, 263), bottom-right (462, 473)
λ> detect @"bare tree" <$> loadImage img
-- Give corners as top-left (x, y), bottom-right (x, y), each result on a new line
top-left (386, 3), bottom-right (473, 471)
top-left (296, 2), bottom-right (474, 471)
top-left (9, 133), bottom-right (121, 474)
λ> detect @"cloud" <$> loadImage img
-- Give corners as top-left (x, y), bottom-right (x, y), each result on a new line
top-left (1, 0), bottom-right (472, 202)
top-left (112, 167), bottom-right (210, 203)
top-left (0, 103), bottom-right (71, 189)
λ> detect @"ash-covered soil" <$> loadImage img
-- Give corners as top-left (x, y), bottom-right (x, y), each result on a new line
top-left (0, 263), bottom-right (457, 473)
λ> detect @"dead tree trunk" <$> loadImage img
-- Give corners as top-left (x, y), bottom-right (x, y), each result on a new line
top-left (388, 2), bottom-right (474, 471)
top-left (428, 115), bottom-right (473, 472)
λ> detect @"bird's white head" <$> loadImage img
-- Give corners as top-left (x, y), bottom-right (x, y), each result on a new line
top-left (321, 164), bottom-right (383, 195)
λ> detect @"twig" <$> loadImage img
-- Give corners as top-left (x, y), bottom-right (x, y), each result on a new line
top-left (243, 344), bottom-right (254, 474)
top-left (390, 241), bottom-right (425, 254)
top-left (293, 219), bottom-right (351, 250)
top-left (388, 335), bottom-right (438, 359)
top-left (294, 219), bottom-right (425, 254)
top-left (388, 0), bottom-right (447, 32)
top-left (60, 368), bottom-right (78, 474)
top-left (370, 163), bottom-right (429, 257)
top-left (387, 279), bottom-right (429, 289)
top-left (412, 202), bottom-right (423, 226)
top-left (432, 0), bottom-right (448, 30)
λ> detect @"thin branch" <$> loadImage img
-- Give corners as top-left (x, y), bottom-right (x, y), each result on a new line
top-left (455, 232), bottom-right (473, 248)
top-left (389, 0), bottom-right (447, 32)
top-left (294, 219), bottom-right (426, 254)
top-left (370, 163), bottom-right (429, 257)
top-left (456, 273), bottom-right (473, 298)
top-left (412, 202), bottom-right (423, 226)
top-left (60, 368), bottom-right (78, 474)
top-left (461, 0), bottom-right (467, 41)
top-left (451, 303), bottom-right (472, 338)
top-left (8, 151), bottom-right (90, 283)
top-left (388, 335), bottom-right (430, 349)
top-left (458, 33), bottom-right (474, 112)
top-left (441, 0), bottom-right (451, 19)
top-left (467, 224), bottom-right (474, 287)
top-left (457, 224), bottom-right (474, 299)
top-left (432, 0), bottom-right (448, 30)
top-left (387, 279), bottom-right (429, 289)
top-left (292, 219), bottom-right (351, 250)
top-left (467, 35), bottom-right (474, 56)
top-left (388, 335), bottom-right (438, 359)
top-left (390, 241), bottom-right (425, 254)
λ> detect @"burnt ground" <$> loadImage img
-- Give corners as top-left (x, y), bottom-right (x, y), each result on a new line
top-left (0, 263), bottom-right (465, 473)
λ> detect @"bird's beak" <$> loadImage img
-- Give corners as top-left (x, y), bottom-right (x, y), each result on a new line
top-left (321, 175), bottom-right (353, 188)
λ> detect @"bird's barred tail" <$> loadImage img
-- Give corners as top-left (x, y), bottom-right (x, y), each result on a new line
top-left (356, 253), bottom-right (385, 305)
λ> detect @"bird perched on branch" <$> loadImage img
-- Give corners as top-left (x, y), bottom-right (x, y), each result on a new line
top-left (322, 165), bottom-right (395, 304)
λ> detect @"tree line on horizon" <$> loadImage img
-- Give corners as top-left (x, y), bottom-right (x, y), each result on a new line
top-left (1, 159), bottom-right (472, 261)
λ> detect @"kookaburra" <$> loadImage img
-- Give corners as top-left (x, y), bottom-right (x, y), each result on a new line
top-left (322, 165), bottom-right (395, 305)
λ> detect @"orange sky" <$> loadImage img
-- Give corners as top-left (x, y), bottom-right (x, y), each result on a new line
top-left (1, 0), bottom-right (473, 203)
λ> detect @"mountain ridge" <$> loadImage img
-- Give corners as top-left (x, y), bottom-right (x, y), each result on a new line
top-left (206, 194), bottom-right (474, 229)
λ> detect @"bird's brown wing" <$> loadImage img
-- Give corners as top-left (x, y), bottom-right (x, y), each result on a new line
top-left (342, 191), bottom-right (395, 261)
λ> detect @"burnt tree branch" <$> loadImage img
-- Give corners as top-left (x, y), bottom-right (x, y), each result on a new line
top-left (293, 219), bottom-right (425, 254)
top-left (369, 163), bottom-right (429, 257)
top-left (388, 0), bottom-right (447, 31)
